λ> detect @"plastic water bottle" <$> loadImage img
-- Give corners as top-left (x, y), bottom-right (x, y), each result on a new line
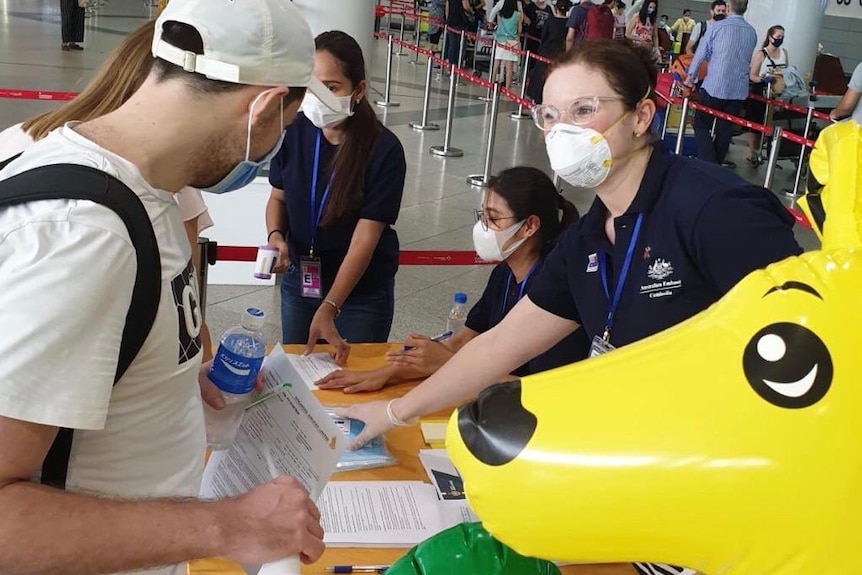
top-left (446, 292), bottom-right (469, 334)
top-left (205, 307), bottom-right (267, 450)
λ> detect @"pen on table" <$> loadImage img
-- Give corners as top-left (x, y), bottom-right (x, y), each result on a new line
top-left (402, 330), bottom-right (453, 352)
top-left (325, 566), bottom-right (390, 574)
top-left (245, 382), bottom-right (293, 410)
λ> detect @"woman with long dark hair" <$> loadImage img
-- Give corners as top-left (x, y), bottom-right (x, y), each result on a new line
top-left (626, 0), bottom-right (658, 48)
top-left (317, 166), bottom-right (588, 393)
top-left (265, 31), bottom-right (407, 364)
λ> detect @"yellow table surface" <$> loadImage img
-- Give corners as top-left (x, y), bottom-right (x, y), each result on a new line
top-left (189, 344), bottom-right (635, 575)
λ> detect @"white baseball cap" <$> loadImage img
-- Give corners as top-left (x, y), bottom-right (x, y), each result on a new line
top-left (152, 0), bottom-right (340, 110)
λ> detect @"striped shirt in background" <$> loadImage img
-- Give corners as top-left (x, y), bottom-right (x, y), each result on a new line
top-left (687, 14), bottom-right (757, 100)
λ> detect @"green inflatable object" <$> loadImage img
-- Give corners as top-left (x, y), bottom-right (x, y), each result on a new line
top-left (386, 523), bottom-right (562, 575)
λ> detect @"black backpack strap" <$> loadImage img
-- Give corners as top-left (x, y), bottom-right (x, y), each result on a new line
top-left (0, 163), bottom-right (161, 489)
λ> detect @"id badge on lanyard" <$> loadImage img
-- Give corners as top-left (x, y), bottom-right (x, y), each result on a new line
top-left (302, 130), bottom-right (332, 299)
top-left (300, 256), bottom-right (322, 299)
top-left (589, 213), bottom-right (644, 358)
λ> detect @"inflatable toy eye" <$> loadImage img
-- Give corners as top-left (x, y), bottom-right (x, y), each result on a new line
top-left (743, 322), bottom-right (833, 409)
top-left (458, 381), bottom-right (537, 466)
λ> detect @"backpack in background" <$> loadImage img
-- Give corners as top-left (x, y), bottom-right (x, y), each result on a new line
top-left (583, 4), bottom-right (614, 40)
top-left (777, 65), bottom-right (808, 102)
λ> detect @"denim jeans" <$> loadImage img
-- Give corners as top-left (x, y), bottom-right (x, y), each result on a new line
top-left (279, 265), bottom-right (395, 344)
top-left (693, 89), bottom-right (746, 164)
top-left (445, 29), bottom-right (463, 66)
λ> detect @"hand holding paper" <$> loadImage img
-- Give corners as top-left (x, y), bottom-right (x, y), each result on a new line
top-left (220, 476), bottom-right (324, 566)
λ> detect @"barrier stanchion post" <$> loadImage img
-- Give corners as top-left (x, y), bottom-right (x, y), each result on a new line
top-left (763, 126), bottom-right (783, 190)
top-left (478, 40), bottom-right (498, 102)
top-left (660, 101), bottom-right (671, 139)
top-left (787, 106), bottom-right (814, 198)
top-left (430, 63), bottom-right (465, 157)
top-left (411, 14), bottom-right (425, 66)
top-left (375, 35), bottom-right (401, 108)
top-left (457, 29), bottom-right (467, 71)
top-left (467, 82), bottom-right (501, 187)
top-left (436, 29), bottom-right (448, 80)
top-left (410, 55), bottom-right (441, 131)
top-left (396, 13), bottom-right (407, 56)
top-left (196, 237), bottom-right (215, 322)
top-left (757, 81), bottom-right (773, 161)
top-left (675, 97), bottom-right (690, 155)
top-left (509, 50), bottom-right (532, 120)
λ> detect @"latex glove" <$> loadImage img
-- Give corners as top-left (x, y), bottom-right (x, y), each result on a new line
top-left (335, 400), bottom-right (394, 450)
top-left (269, 235), bottom-right (290, 273)
top-left (305, 304), bottom-right (350, 366)
top-left (199, 359), bottom-right (265, 410)
top-left (316, 369), bottom-right (389, 394)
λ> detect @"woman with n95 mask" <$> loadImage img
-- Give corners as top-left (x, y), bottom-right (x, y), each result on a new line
top-left (315, 167), bottom-right (588, 394)
top-left (340, 38), bottom-right (799, 454)
top-left (339, 40), bottom-right (801, 575)
top-left (265, 31), bottom-right (407, 365)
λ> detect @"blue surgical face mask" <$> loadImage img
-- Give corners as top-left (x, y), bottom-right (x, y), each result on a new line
top-left (205, 90), bottom-right (285, 195)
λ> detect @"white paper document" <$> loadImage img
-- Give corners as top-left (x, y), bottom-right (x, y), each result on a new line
top-left (287, 352), bottom-right (340, 389)
top-left (319, 481), bottom-right (447, 547)
top-left (200, 346), bottom-right (346, 501)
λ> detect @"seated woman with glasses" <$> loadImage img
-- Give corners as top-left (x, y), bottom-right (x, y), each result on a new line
top-left (315, 166), bottom-right (588, 393)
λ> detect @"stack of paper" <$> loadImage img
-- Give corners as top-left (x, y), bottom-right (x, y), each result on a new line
top-left (319, 480), bottom-right (477, 547)
top-left (419, 417), bottom-right (449, 448)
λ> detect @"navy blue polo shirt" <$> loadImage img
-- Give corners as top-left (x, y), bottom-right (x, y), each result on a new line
top-left (466, 261), bottom-right (589, 376)
top-left (528, 146), bottom-right (802, 347)
top-left (269, 114), bottom-right (406, 296)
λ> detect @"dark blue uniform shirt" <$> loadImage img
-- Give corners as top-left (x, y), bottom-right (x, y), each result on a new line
top-left (528, 146), bottom-right (802, 348)
top-left (269, 114), bottom-right (406, 296)
top-left (466, 261), bottom-right (589, 376)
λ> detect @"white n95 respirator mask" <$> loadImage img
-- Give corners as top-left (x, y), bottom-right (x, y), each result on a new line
top-left (544, 123), bottom-right (614, 189)
top-left (472, 220), bottom-right (526, 262)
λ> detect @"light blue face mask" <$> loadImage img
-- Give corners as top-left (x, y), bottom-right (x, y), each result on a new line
top-left (205, 90), bottom-right (285, 195)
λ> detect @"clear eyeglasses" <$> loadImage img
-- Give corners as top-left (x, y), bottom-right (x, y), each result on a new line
top-left (532, 96), bottom-right (625, 131)
top-left (474, 209), bottom-right (519, 232)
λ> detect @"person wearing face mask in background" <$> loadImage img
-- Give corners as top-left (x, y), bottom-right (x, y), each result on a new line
top-left (685, 0), bottom-right (757, 166)
top-left (265, 31), bottom-right (407, 365)
top-left (685, 0), bottom-right (725, 56)
top-left (338, 48), bottom-right (801, 570)
top-left (315, 167), bottom-right (588, 393)
top-left (745, 25), bottom-right (788, 165)
top-left (626, 0), bottom-right (659, 49)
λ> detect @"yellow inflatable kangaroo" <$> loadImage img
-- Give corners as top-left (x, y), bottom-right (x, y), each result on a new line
top-left (447, 120), bottom-right (862, 575)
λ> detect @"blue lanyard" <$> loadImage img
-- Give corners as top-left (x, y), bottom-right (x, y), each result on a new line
top-left (501, 261), bottom-right (540, 315)
top-left (598, 213), bottom-right (644, 343)
top-left (309, 130), bottom-right (333, 256)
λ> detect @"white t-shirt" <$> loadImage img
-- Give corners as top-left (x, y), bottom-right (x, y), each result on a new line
top-left (0, 126), bottom-right (207, 575)
top-left (0, 123), bottom-right (213, 233)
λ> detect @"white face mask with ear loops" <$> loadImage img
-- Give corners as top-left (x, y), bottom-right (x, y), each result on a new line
top-left (301, 92), bottom-right (354, 129)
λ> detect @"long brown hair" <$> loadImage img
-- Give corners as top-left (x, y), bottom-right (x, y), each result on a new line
top-left (550, 39), bottom-right (658, 109)
top-left (22, 20), bottom-right (156, 141)
top-left (315, 31), bottom-right (382, 226)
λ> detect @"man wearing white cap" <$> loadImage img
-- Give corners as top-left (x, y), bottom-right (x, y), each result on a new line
top-left (0, 1), bottom-right (340, 574)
